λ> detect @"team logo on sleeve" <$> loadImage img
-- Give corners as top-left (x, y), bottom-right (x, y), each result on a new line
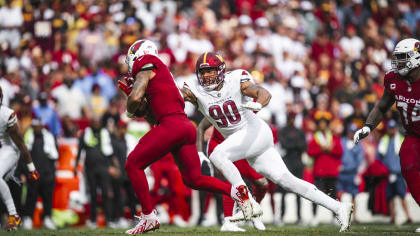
top-left (390, 83), bottom-right (396, 90)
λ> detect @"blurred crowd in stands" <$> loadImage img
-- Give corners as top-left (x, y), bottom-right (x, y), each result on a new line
top-left (0, 0), bottom-right (419, 229)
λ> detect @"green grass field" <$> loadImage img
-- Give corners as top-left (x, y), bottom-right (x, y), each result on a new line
top-left (1, 224), bottom-right (419, 236)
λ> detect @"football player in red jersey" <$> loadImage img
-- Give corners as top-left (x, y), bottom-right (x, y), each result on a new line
top-left (118, 40), bottom-right (254, 234)
top-left (354, 38), bottom-right (420, 232)
top-left (197, 118), bottom-right (268, 232)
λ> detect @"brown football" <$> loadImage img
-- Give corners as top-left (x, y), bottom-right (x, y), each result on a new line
top-left (133, 97), bottom-right (149, 117)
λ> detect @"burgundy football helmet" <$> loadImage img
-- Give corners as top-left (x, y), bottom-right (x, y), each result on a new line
top-left (195, 52), bottom-right (226, 90)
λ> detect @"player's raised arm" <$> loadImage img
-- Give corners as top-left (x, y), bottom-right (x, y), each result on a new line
top-left (126, 70), bottom-right (155, 115)
top-left (240, 81), bottom-right (272, 111)
top-left (354, 88), bottom-right (395, 144)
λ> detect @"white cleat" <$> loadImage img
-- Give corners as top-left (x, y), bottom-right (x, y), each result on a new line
top-left (230, 197), bottom-right (263, 222)
top-left (230, 185), bottom-right (253, 222)
top-left (336, 202), bottom-right (353, 232)
top-left (415, 227), bottom-right (420, 233)
top-left (126, 210), bottom-right (160, 234)
top-left (221, 218), bottom-right (246, 232)
top-left (43, 216), bottom-right (57, 230)
top-left (22, 217), bottom-right (33, 230)
top-left (251, 217), bottom-right (265, 231)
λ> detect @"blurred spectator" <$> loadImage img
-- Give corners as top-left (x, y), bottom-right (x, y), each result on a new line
top-left (308, 112), bottom-right (343, 225)
top-left (339, 25), bottom-right (364, 61)
top-left (33, 92), bottom-right (62, 137)
top-left (0, 0), bottom-right (23, 49)
top-left (51, 73), bottom-right (89, 120)
top-left (337, 123), bottom-right (364, 223)
top-left (22, 119), bottom-right (58, 230)
top-left (377, 120), bottom-right (413, 224)
top-left (75, 64), bottom-right (117, 102)
top-left (101, 99), bottom-right (120, 134)
top-left (88, 84), bottom-right (108, 117)
top-left (75, 116), bottom-right (113, 228)
top-left (0, 74), bottom-right (16, 107)
top-left (278, 112), bottom-right (306, 224)
top-left (75, 16), bottom-right (108, 65)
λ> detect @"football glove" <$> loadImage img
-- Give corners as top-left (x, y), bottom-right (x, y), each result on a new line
top-left (118, 76), bottom-right (135, 95)
top-left (353, 126), bottom-right (371, 144)
top-left (241, 101), bottom-right (262, 111)
top-left (27, 163), bottom-right (39, 181)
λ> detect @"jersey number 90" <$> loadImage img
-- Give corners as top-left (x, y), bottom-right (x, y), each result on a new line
top-left (209, 100), bottom-right (241, 128)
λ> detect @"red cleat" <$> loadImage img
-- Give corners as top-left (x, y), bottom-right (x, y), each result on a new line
top-left (126, 210), bottom-right (160, 234)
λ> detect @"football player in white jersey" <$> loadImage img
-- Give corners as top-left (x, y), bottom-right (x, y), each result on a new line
top-left (180, 52), bottom-right (353, 232)
top-left (0, 86), bottom-right (39, 231)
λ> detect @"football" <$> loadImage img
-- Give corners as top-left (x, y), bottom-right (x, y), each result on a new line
top-left (133, 97), bottom-right (149, 117)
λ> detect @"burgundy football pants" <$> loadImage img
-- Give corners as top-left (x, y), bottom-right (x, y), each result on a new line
top-left (125, 115), bottom-right (232, 215)
top-left (399, 135), bottom-right (420, 206)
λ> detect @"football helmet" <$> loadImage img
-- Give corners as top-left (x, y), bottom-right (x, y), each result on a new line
top-left (391, 38), bottom-right (420, 76)
top-left (196, 52), bottom-right (226, 90)
top-left (125, 39), bottom-right (158, 75)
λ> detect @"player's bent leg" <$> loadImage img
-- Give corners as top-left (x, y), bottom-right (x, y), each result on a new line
top-left (125, 126), bottom-right (176, 215)
top-left (175, 143), bottom-right (253, 221)
top-left (174, 143), bottom-right (231, 195)
top-left (209, 147), bottom-right (247, 188)
top-left (249, 147), bottom-right (352, 232)
top-left (399, 136), bottom-right (420, 206)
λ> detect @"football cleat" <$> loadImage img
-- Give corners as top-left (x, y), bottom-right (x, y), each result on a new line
top-left (230, 196), bottom-right (263, 222)
top-left (5, 215), bottom-right (21, 231)
top-left (336, 202), bottom-right (353, 232)
top-left (251, 216), bottom-right (266, 231)
top-left (126, 210), bottom-right (160, 234)
top-left (220, 218), bottom-right (245, 232)
top-left (230, 185), bottom-right (254, 222)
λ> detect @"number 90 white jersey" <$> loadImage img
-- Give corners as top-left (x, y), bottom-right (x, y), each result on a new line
top-left (184, 69), bottom-right (258, 138)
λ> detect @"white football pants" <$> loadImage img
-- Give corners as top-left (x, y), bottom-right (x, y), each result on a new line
top-left (209, 117), bottom-right (341, 214)
top-left (0, 145), bottom-right (19, 216)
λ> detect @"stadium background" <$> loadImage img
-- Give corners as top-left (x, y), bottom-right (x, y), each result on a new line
top-left (0, 0), bottom-right (420, 231)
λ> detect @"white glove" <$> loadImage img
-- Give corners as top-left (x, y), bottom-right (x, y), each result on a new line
top-left (241, 101), bottom-right (262, 111)
top-left (353, 126), bottom-right (371, 144)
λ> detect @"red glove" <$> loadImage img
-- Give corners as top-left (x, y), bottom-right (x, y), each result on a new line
top-left (118, 76), bottom-right (135, 95)
top-left (29, 170), bottom-right (40, 181)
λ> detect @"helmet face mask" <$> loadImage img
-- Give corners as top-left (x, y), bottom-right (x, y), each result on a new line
top-left (198, 67), bottom-right (220, 90)
top-left (126, 40), bottom-right (158, 75)
top-left (196, 52), bottom-right (226, 91)
top-left (391, 38), bottom-right (420, 76)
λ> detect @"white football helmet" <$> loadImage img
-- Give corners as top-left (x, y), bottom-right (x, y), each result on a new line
top-left (391, 38), bottom-right (420, 76)
top-left (125, 39), bottom-right (158, 75)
